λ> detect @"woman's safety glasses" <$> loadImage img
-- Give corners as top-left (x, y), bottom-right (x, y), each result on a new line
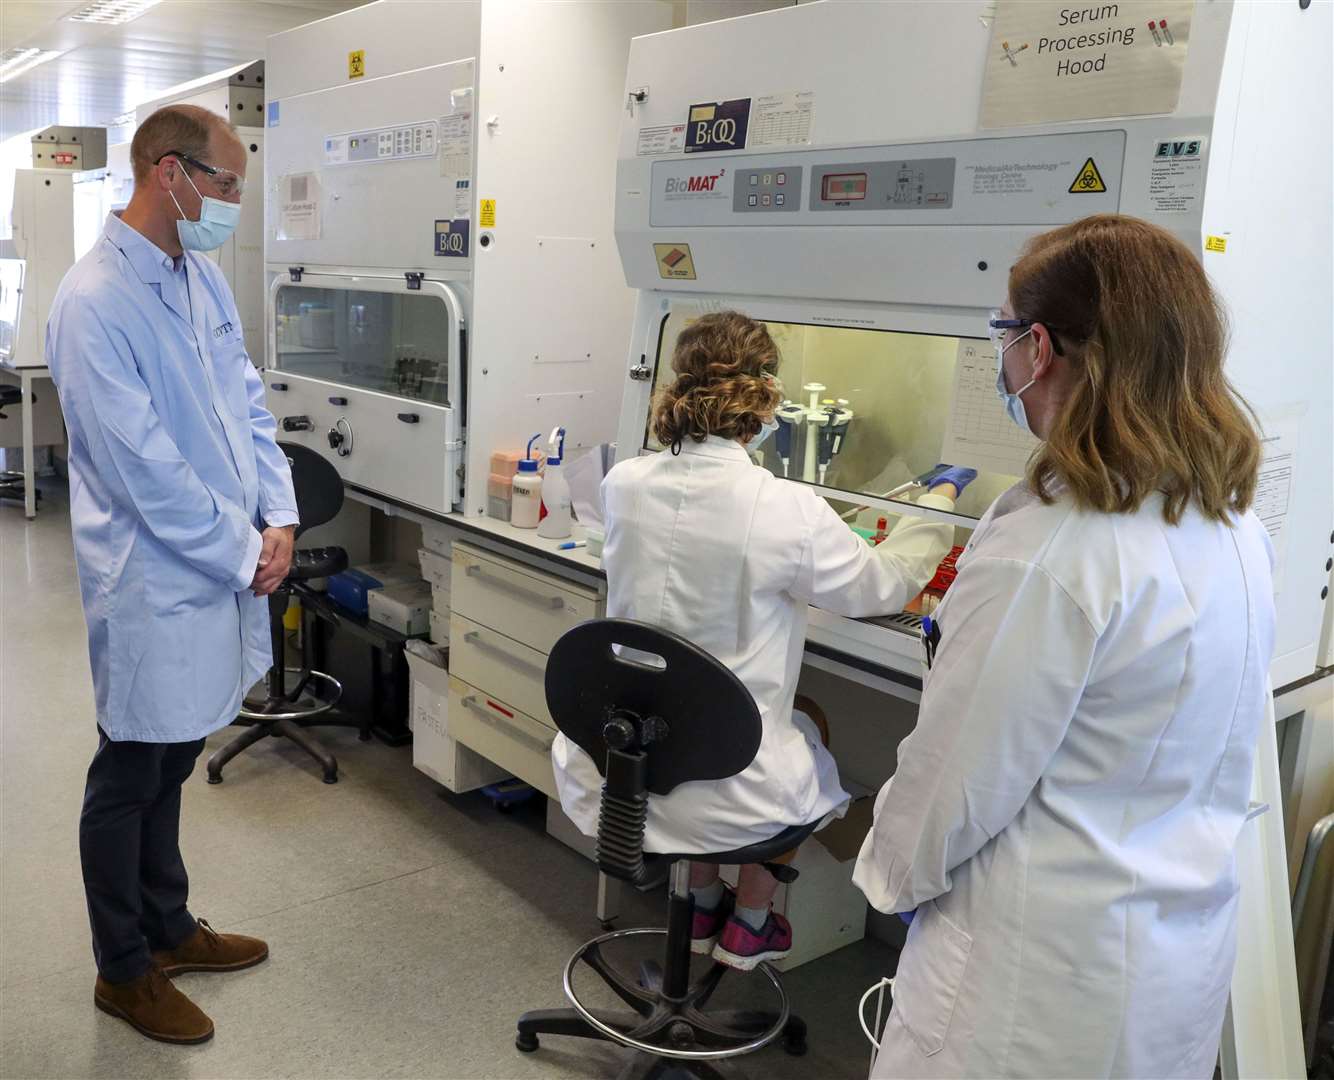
top-left (987, 309), bottom-right (1033, 347)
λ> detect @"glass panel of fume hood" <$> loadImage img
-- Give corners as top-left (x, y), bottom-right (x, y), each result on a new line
top-left (644, 312), bottom-right (1037, 523)
top-left (273, 285), bottom-right (452, 405)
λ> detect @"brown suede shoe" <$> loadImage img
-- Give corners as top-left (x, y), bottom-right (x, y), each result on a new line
top-left (94, 966), bottom-right (214, 1044)
top-left (152, 918), bottom-right (269, 977)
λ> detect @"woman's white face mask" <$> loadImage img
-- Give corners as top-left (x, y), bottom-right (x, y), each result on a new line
top-left (995, 328), bottom-right (1037, 435)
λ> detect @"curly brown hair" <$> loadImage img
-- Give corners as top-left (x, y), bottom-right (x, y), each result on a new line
top-left (651, 312), bottom-right (782, 449)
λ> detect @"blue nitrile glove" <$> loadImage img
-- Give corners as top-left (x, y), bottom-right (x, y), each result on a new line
top-left (898, 909), bottom-right (916, 927)
top-left (925, 465), bottom-right (977, 495)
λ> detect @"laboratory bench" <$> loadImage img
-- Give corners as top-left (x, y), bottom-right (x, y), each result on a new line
top-left (349, 487), bottom-right (931, 698)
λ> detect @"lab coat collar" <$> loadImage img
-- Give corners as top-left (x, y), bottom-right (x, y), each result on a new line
top-left (676, 435), bottom-right (753, 463)
top-left (103, 212), bottom-right (180, 289)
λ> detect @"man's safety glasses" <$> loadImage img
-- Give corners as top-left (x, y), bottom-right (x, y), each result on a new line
top-left (157, 151), bottom-right (245, 198)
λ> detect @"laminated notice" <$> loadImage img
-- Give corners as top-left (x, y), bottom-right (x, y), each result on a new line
top-left (1255, 412), bottom-right (1302, 593)
top-left (637, 124), bottom-right (686, 156)
top-left (750, 91), bottom-right (815, 148)
top-left (980, 0), bottom-right (1194, 128)
top-left (277, 172), bottom-right (320, 241)
top-left (439, 108), bottom-right (473, 177)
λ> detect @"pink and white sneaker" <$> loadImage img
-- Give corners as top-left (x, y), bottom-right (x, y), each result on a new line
top-left (712, 911), bottom-right (793, 971)
top-left (690, 886), bottom-right (735, 956)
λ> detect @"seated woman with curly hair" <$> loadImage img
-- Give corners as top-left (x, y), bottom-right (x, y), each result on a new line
top-left (552, 311), bottom-right (972, 970)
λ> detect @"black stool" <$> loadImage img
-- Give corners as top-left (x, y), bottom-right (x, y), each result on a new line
top-left (0, 385), bottom-right (39, 506)
top-left (516, 619), bottom-right (813, 1079)
top-left (207, 443), bottom-right (360, 785)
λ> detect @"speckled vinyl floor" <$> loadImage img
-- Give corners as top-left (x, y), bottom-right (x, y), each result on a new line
top-left (1, 484), bottom-right (894, 1079)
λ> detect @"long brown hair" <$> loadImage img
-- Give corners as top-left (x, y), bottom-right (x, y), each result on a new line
top-left (651, 312), bottom-right (782, 449)
top-left (1011, 215), bottom-right (1261, 524)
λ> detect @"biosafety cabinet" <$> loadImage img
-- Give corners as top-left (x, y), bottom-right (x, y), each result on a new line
top-left (612, 0), bottom-right (1333, 692)
top-left (263, 0), bottom-right (672, 516)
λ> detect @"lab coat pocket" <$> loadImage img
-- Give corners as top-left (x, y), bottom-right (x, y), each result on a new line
top-left (892, 898), bottom-right (973, 1057)
top-left (212, 335), bottom-right (252, 419)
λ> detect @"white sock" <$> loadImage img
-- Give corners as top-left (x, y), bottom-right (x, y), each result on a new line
top-left (735, 903), bottom-right (769, 932)
top-left (690, 879), bottom-right (725, 911)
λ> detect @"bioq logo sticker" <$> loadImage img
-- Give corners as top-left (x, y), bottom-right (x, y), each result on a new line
top-left (664, 169), bottom-right (727, 196)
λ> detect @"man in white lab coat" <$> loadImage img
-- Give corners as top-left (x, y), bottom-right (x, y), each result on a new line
top-left (47, 105), bottom-right (296, 1045)
top-left (854, 215), bottom-right (1276, 1078)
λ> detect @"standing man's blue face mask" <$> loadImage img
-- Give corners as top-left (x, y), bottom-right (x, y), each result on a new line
top-left (170, 165), bottom-right (241, 252)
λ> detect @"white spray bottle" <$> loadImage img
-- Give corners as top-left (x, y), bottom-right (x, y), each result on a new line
top-left (537, 426), bottom-right (572, 539)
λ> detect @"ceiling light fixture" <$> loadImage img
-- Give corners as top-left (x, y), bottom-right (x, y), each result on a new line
top-left (0, 47), bottom-right (66, 84)
top-left (64, 0), bottom-right (164, 26)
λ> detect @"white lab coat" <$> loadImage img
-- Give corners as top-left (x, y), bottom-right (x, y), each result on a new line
top-left (853, 483), bottom-right (1276, 1079)
top-left (552, 435), bottom-right (953, 854)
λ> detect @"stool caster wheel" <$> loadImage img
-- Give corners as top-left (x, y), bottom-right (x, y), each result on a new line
top-left (783, 1035), bottom-right (808, 1056)
top-left (207, 774), bottom-right (223, 785)
top-left (600, 920), bottom-right (616, 932)
top-left (322, 771), bottom-right (338, 784)
top-left (515, 1031), bottom-right (539, 1053)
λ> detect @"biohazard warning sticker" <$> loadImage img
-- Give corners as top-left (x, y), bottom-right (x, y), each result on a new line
top-left (1069, 157), bottom-right (1107, 193)
top-left (654, 243), bottom-right (697, 280)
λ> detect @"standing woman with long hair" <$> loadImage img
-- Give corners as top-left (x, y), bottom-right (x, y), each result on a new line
top-left (854, 215), bottom-right (1275, 1078)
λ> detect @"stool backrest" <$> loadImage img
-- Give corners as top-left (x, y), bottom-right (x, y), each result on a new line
top-left (545, 618), bottom-right (761, 796)
top-left (279, 441), bottom-right (344, 541)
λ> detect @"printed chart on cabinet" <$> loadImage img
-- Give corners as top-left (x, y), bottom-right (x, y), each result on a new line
top-left (940, 339), bottom-right (1041, 477)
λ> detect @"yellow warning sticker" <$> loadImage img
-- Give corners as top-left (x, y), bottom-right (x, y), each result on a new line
top-left (1205, 235), bottom-right (1227, 253)
top-left (348, 49), bottom-right (365, 80)
top-left (1069, 157), bottom-right (1107, 194)
top-left (479, 199), bottom-right (496, 228)
top-left (654, 243), bottom-right (697, 280)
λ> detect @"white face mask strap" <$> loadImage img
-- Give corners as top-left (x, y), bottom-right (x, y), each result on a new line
top-left (1000, 327), bottom-right (1036, 396)
top-left (168, 159), bottom-right (204, 222)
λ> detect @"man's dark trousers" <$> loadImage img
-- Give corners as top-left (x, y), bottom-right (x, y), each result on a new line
top-left (80, 727), bottom-right (206, 983)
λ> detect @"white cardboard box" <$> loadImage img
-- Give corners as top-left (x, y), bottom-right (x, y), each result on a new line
top-left (429, 609), bottom-right (449, 645)
top-left (418, 547), bottom-right (452, 593)
top-left (407, 649), bottom-right (507, 793)
top-left (720, 795), bottom-right (873, 971)
top-left (368, 580), bottom-right (432, 636)
top-left (421, 523), bottom-right (452, 560)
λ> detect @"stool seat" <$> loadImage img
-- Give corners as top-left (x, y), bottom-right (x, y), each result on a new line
top-left (664, 820), bottom-right (820, 868)
top-left (0, 385), bottom-right (21, 407)
top-left (289, 546), bottom-right (348, 581)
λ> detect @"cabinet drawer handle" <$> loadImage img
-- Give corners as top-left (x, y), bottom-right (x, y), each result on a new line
top-left (461, 695), bottom-right (553, 754)
top-left (464, 563), bottom-right (565, 610)
top-left (462, 630), bottom-right (545, 676)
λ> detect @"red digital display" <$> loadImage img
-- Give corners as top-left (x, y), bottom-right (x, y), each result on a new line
top-left (821, 172), bottom-right (868, 201)
top-left (52, 152), bottom-right (77, 165)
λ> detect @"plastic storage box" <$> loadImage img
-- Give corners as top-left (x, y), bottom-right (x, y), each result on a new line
top-left (368, 580), bottom-right (432, 636)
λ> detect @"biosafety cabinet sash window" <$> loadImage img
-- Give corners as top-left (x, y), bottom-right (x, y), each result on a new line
top-left (646, 312), bottom-right (1035, 522)
top-left (273, 286), bottom-right (452, 405)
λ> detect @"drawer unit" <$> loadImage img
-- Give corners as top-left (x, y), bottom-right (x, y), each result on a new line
top-left (451, 543), bottom-right (598, 654)
top-left (448, 675), bottom-right (558, 799)
top-left (449, 613), bottom-right (552, 726)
